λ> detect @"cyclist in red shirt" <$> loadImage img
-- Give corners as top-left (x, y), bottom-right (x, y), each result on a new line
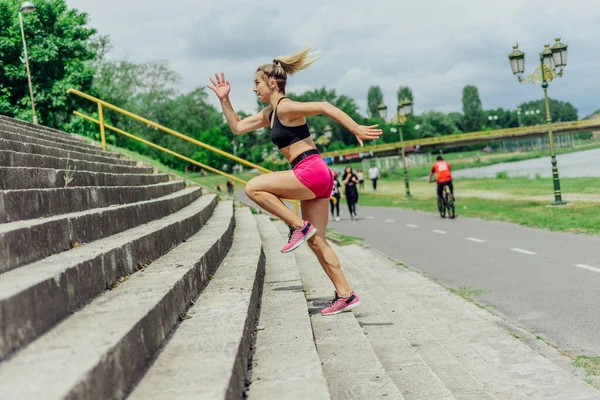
top-left (429, 155), bottom-right (453, 212)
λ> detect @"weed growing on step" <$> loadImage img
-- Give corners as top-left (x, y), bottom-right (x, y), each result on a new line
top-left (179, 313), bottom-right (192, 321)
top-left (109, 275), bottom-right (129, 290)
top-left (510, 333), bottom-right (521, 339)
top-left (585, 379), bottom-right (600, 390)
top-left (450, 287), bottom-right (491, 298)
top-left (325, 229), bottom-right (364, 246)
top-left (574, 356), bottom-right (600, 377)
top-left (64, 154), bottom-right (76, 188)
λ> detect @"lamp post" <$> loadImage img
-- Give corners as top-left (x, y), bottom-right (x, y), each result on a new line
top-left (380, 99), bottom-right (413, 197)
top-left (508, 39), bottom-right (567, 205)
top-left (18, 1), bottom-right (38, 125)
top-left (397, 98), bottom-right (413, 197)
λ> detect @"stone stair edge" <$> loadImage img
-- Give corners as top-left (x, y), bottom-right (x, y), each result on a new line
top-left (0, 186), bottom-right (202, 274)
top-left (0, 194), bottom-right (220, 361)
top-left (128, 207), bottom-right (265, 400)
top-left (0, 199), bottom-right (235, 400)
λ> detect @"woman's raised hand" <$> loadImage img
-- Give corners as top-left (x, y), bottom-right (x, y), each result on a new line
top-left (207, 72), bottom-right (231, 100)
top-left (352, 124), bottom-right (383, 147)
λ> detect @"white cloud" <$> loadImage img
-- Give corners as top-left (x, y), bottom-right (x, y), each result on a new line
top-left (68, 0), bottom-right (600, 117)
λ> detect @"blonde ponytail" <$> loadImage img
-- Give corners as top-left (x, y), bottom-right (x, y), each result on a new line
top-left (257, 47), bottom-right (319, 94)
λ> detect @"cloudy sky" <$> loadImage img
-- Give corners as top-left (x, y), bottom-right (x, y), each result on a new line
top-left (69, 0), bottom-right (600, 118)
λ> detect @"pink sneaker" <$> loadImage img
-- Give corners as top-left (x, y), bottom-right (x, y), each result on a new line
top-left (321, 291), bottom-right (361, 315)
top-left (280, 221), bottom-right (317, 253)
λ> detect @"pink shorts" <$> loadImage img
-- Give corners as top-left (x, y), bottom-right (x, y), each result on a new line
top-left (292, 154), bottom-right (333, 199)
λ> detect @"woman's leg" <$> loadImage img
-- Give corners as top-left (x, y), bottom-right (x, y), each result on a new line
top-left (346, 192), bottom-right (353, 216)
top-left (335, 196), bottom-right (340, 217)
top-left (330, 199), bottom-right (335, 217)
top-left (301, 198), bottom-right (352, 297)
top-left (245, 171), bottom-right (316, 228)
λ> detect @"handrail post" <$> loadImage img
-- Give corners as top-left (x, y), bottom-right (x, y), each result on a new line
top-left (98, 103), bottom-right (107, 151)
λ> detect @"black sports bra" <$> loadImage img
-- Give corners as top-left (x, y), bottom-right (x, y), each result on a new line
top-left (269, 97), bottom-right (310, 149)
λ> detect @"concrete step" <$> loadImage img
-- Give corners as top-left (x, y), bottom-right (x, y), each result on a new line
top-left (0, 116), bottom-right (102, 151)
top-left (0, 128), bottom-right (125, 162)
top-left (339, 244), bottom-right (518, 399)
top-left (328, 244), bottom-right (456, 400)
top-left (0, 166), bottom-right (169, 190)
top-left (0, 137), bottom-right (137, 166)
top-left (0, 194), bottom-right (218, 361)
top-left (343, 244), bottom-right (600, 400)
top-left (0, 150), bottom-right (153, 174)
top-left (247, 215), bottom-right (330, 400)
top-left (0, 181), bottom-right (185, 223)
top-left (129, 207), bottom-right (265, 400)
top-left (0, 186), bottom-right (201, 274)
top-left (0, 201), bottom-right (235, 400)
top-left (273, 223), bottom-right (404, 400)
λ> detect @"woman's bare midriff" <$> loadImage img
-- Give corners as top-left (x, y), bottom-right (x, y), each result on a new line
top-left (279, 137), bottom-right (318, 164)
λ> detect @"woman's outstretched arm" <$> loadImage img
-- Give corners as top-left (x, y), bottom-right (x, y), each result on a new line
top-left (278, 100), bottom-right (382, 146)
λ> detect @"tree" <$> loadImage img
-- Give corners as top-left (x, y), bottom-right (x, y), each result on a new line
top-left (517, 99), bottom-right (578, 125)
top-left (415, 111), bottom-right (460, 138)
top-left (397, 86), bottom-right (414, 103)
top-left (461, 85), bottom-right (484, 132)
top-left (366, 86), bottom-right (384, 119)
top-left (288, 87), bottom-right (365, 146)
top-left (0, 0), bottom-right (98, 129)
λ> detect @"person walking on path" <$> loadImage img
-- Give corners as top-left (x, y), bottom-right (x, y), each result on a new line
top-left (368, 164), bottom-right (380, 190)
top-left (226, 180), bottom-right (235, 195)
top-left (207, 48), bottom-right (381, 315)
top-left (342, 166), bottom-right (359, 220)
top-left (357, 169), bottom-right (365, 190)
top-left (330, 171), bottom-right (342, 222)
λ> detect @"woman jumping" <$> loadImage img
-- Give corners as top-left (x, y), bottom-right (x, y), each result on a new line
top-left (207, 48), bottom-right (381, 315)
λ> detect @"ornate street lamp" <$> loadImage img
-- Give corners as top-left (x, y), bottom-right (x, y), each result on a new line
top-left (508, 39), bottom-right (568, 205)
top-left (397, 98), bottom-right (413, 198)
top-left (18, 1), bottom-right (38, 125)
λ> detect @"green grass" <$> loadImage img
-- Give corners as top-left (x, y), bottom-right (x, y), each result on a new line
top-left (326, 229), bottom-right (364, 246)
top-left (458, 177), bottom-right (600, 196)
top-left (574, 356), bottom-right (600, 376)
top-left (355, 193), bottom-right (600, 235)
top-left (450, 287), bottom-right (491, 297)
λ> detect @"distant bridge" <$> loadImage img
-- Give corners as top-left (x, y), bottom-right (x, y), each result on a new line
top-left (321, 119), bottom-right (600, 161)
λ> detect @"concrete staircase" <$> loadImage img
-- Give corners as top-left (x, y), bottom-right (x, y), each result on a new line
top-left (1, 116), bottom-right (598, 400)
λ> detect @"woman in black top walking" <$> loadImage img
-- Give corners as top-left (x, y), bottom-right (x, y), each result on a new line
top-left (342, 166), bottom-right (359, 220)
top-left (207, 48), bottom-right (381, 315)
top-left (330, 171), bottom-right (342, 222)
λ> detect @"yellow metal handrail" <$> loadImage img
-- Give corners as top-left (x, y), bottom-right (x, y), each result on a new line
top-left (322, 118), bottom-right (600, 158)
top-left (67, 88), bottom-right (302, 214)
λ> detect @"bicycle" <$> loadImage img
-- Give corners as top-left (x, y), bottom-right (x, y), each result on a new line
top-left (438, 184), bottom-right (455, 219)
